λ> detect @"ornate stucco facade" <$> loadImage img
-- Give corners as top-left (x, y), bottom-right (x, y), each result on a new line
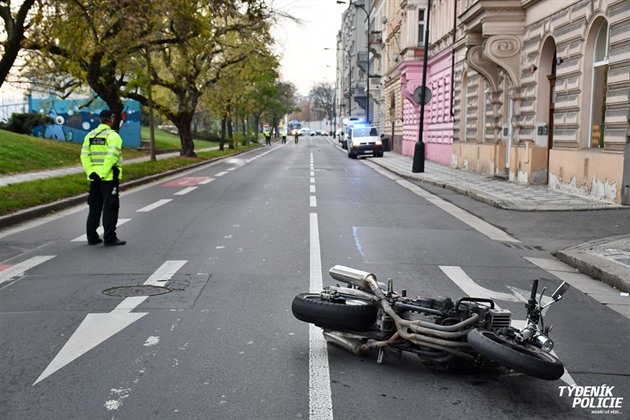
top-left (336, 0), bottom-right (629, 204)
top-left (453, 0), bottom-right (629, 204)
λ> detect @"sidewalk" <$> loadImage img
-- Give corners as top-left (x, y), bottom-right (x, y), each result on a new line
top-left (0, 148), bottom-right (214, 187)
top-left (1, 145), bottom-right (628, 296)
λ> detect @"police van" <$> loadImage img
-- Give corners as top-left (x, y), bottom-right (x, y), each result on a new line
top-left (340, 116), bottom-right (367, 149)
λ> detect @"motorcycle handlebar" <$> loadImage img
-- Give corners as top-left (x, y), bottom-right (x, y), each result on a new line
top-left (530, 279), bottom-right (538, 302)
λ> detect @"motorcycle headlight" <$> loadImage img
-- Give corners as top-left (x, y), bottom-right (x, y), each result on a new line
top-left (535, 335), bottom-right (554, 352)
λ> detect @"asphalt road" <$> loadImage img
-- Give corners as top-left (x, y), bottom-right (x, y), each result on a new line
top-left (1, 136), bottom-right (628, 419)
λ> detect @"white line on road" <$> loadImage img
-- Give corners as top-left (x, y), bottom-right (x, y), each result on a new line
top-left (71, 218), bottom-right (131, 242)
top-left (310, 196), bottom-right (317, 207)
top-left (136, 199), bottom-right (172, 212)
top-left (0, 255), bottom-right (56, 287)
top-left (174, 187), bottom-right (198, 195)
top-left (396, 178), bottom-right (520, 243)
top-left (309, 213), bottom-right (333, 420)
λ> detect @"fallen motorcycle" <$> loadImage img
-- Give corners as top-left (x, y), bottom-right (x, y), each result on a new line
top-left (292, 265), bottom-right (569, 380)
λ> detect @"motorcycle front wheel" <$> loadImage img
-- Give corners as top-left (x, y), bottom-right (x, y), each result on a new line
top-left (291, 293), bottom-right (377, 331)
top-left (467, 329), bottom-right (564, 380)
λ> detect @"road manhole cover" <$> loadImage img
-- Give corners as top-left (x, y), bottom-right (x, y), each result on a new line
top-left (102, 285), bottom-right (172, 297)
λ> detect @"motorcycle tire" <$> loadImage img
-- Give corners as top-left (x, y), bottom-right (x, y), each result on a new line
top-left (292, 293), bottom-right (377, 331)
top-left (467, 328), bottom-right (564, 380)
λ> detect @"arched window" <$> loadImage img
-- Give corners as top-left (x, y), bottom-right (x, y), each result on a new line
top-left (590, 20), bottom-right (609, 148)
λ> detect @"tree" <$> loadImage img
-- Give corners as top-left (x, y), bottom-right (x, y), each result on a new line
top-left (0, 0), bottom-right (41, 88)
top-left (309, 81), bottom-right (335, 123)
top-left (23, 0), bottom-right (166, 128)
top-left (124, 0), bottom-right (274, 156)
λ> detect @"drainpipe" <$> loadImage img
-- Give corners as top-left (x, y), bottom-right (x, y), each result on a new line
top-left (450, 0), bottom-right (457, 118)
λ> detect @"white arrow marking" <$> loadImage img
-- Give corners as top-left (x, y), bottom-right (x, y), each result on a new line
top-left (34, 260), bottom-right (187, 385)
top-left (0, 255), bottom-right (56, 287)
top-left (440, 265), bottom-right (576, 386)
top-left (144, 260), bottom-right (187, 287)
top-left (439, 266), bottom-right (521, 302)
top-left (33, 297), bottom-right (148, 385)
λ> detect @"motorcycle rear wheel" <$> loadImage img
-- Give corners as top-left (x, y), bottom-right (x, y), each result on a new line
top-left (467, 329), bottom-right (564, 380)
top-left (292, 293), bottom-right (377, 331)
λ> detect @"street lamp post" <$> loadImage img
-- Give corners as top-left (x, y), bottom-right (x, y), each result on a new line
top-left (412, 0), bottom-right (432, 173)
top-left (337, 0), bottom-right (370, 123)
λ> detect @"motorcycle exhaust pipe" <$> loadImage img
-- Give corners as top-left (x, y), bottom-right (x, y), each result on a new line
top-left (322, 331), bottom-right (367, 356)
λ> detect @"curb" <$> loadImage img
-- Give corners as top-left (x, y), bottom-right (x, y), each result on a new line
top-left (0, 151), bottom-right (249, 230)
top-left (553, 235), bottom-right (630, 293)
top-left (554, 249), bottom-right (630, 293)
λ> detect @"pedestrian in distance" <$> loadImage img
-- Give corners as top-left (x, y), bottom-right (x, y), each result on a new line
top-left (263, 126), bottom-right (272, 146)
top-left (80, 109), bottom-right (126, 247)
top-left (280, 127), bottom-right (287, 144)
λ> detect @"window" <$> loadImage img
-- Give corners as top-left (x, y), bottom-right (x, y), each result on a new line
top-left (590, 20), bottom-right (609, 148)
top-left (418, 9), bottom-right (426, 46)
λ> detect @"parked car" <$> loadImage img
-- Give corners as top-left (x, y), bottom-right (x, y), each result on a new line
top-left (347, 125), bottom-right (384, 158)
top-left (298, 127), bottom-right (311, 136)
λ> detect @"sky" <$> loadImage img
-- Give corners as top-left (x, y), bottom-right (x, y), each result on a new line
top-left (270, 0), bottom-right (348, 96)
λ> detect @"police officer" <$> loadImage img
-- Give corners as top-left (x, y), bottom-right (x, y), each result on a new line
top-left (263, 125), bottom-right (271, 146)
top-left (80, 109), bottom-right (126, 246)
top-left (280, 127), bottom-right (287, 144)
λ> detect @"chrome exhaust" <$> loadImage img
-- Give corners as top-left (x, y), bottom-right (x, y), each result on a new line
top-left (322, 331), bottom-right (368, 356)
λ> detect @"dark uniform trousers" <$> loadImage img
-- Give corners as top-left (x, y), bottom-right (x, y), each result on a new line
top-left (86, 180), bottom-right (119, 244)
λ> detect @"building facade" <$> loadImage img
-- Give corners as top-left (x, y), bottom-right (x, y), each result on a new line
top-left (453, 0), bottom-right (629, 204)
top-left (336, 0), bottom-right (629, 204)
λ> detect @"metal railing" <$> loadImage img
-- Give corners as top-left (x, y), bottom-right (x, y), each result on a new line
top-left (0, 102), bottom-right (28, 123)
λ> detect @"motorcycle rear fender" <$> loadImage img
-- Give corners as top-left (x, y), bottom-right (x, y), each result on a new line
top-left (329, 265), bottom-right (375, 291)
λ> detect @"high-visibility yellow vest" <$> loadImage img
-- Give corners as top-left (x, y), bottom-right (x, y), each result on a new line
top-left (80, 123), bottom-right (123, 181)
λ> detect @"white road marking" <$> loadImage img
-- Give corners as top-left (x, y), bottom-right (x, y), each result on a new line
top-left (34, 260), bottom-right (188, 385)
top-left (439, 266), bottom-right (521, 302)
top-left (440, 265), bottom-right (576, 386)
top-left (174, 187), bottom-right (197, 195)
top-left (310, 185), bottom-right (316, 193)
top-left (136, 199), bottom-right (172, 212)
top-left (396, 179), bottom-right (520, 243)
top-left (33, 304), bottom-right (148, 385)
top-left (144, 260), bottom-right (187, 287)
top-left (309, 213), bottom-right (333, 419)
top-left (215, 171), bottom-right (228, 177)
top-left (0, 255), bottom-right (56, 287)
top-left (71, 219), bottom-right (131, 242)
top-left (310, 196), bottom-right (317, 207)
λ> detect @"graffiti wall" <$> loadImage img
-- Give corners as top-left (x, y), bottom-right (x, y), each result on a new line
top-left (29, 95), bottom-right (141, 148)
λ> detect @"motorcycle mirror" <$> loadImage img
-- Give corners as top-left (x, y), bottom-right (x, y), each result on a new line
top-left (552, 282), bottom-right (570, 301)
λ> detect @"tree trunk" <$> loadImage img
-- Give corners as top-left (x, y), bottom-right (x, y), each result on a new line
top-left (227, 114), bottom-right (234, 149)
top-left (220, 116), bottom-right (227, 151)
top-left (173, 115), bottom-right (196, 157)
